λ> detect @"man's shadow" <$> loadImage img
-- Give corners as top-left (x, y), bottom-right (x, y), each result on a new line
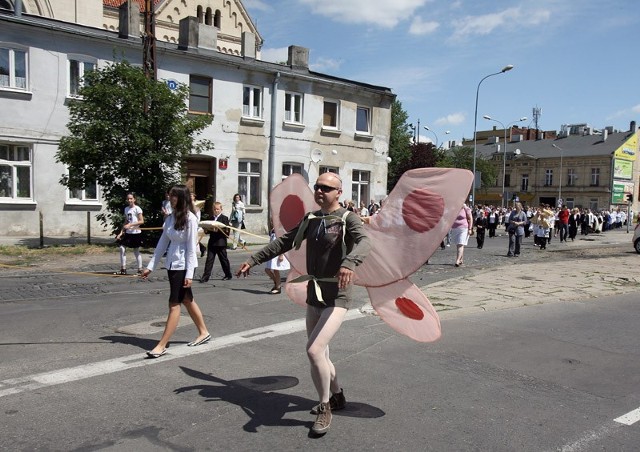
top-left (175, 366), bottom-right (385, 433)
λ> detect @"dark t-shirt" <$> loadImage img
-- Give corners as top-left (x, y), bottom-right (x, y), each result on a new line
top-left (249, 207), bottom-right (371, 307)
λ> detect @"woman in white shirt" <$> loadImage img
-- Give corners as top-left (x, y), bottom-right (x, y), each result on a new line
top-left (115, 193), bottom-right (144, 275)
top-left (230, 193), bottom-right (246, 250)
top-left (141, 185), bottom-right (210, 358)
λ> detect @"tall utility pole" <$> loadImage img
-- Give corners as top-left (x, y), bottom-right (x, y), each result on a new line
top-left (143, 0), bottom-right (157, 81)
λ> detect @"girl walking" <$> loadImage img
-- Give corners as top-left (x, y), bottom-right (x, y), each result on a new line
top-left (115, 193), bottom-right (144, 275)
top-left (141, 185), bottom-right (210, 358)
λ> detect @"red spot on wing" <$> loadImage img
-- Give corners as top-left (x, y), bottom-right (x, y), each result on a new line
top-left (395, 297), bottom-right (424, 320)
top-left (402, 189), bottom-right (444, 233)
top-left (280, 195), bottom-right (306, 231)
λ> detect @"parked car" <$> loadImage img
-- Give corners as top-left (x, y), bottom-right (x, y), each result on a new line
top-left (634, 222), bottom-right (640, 254)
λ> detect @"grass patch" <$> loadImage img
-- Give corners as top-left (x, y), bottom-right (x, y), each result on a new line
top-left (0, 244), bottom-right (119, 257)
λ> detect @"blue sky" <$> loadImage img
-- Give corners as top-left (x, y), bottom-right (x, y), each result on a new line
top-left (244, 0), bottom-right (639, 146)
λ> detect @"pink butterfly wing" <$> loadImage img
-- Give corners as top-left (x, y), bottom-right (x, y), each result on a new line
top-left (366, 281), bottom-right (441, 342)
top-left (355, 168), bottom-right (473, 287)
top-left (269, 174), bottom-right (318, 307)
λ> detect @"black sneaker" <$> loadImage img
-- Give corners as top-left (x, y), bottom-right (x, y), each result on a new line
top-left (311, 389), bottom-right (346, 414)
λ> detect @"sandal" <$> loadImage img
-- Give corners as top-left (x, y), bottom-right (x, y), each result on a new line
top-left (113, 269), bottom-right (127, 275)
top-left (270, 287), bottom-right (281, 294)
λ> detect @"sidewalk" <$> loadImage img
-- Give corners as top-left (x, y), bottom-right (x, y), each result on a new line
top-left (417, 229), bottom-right (640, 319)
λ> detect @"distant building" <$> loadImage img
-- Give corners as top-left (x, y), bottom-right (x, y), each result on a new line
top-left (473, 122), bottom-right (639, 212)
top-left (0, 1), bottom-right (394, 237)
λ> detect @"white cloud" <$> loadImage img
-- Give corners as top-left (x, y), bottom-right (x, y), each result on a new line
top-left (633, 104), bottom-right (640, 113)
top-left (409, 16), bottom-right (440, 35)
top-left (435, 112), bottom-right (465, 126)
top-left (243, 0), bottom-right (270, 11)
top-left (260, 47), bottom-right (289, 64)
top-left (299, 0), bottom-right (428, 28)
top-left (451, 7), bottom-right (551, 40)
top-left (310, 57), bottom-right (343, 72)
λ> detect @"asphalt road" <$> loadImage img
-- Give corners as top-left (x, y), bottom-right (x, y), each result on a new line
top-left (1, 232), bottom-right (639, 451)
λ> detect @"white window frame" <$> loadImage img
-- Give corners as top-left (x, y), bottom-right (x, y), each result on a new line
top-left (521, 173), bottom-right (529, 192)
top-left (319, 166), bottom-right (339, 175)
top-left (67, 55), bottom-right (96, 98)
top-left (0, 143), bottom-right (33, 200)
top-left (238, 159), bottom-right (262, 206)
top-left (284, 92), bottom-right (303, 124)
top-left (243, 85), bottom-right (263, 119)
top-left (545, 169), bottom-right (553, 186)
top-left (351, 170), bottom-right (370, 207)
top-left (590, 168), bottom-right (600, 186)
top-left (356, 106), bottom-right (371, 134)
top-left (322, 99), bottom-right (340, 130)
top-left (282, 163), bottom-right (303, 178)
top-left (66, 167), bottom-right (100, 204)
top-left (0, 44), bottom-right (28, 91)
top-left (567, 168), bottom-right (577, 186)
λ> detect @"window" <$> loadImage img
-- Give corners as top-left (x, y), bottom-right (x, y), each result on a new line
top-left (589, 198), bottom-right (598, 211)
top-left (323, 100), bottom-right (340, 128)
top-left (238, 159), bottom-right (261, 206)
top-left (351, 170), bottom-right (370, 207)
top-left (284, 92), bottom-right (303, 123)
top-left (567, 168), bottom-right (577, 186)
top-left (545, 169), bottom-right (553, 186)
top-left (0, 144), bottom-right (31, 199)
top-left (0, 46), bottom-right (27, 90)
top-left (590, 168), bottom-right (600, 186)
top-left (189, 75), bottom-right (212, 114)
top-left (243, 85), bottom-right (262, 118)
top-left (521, 174), bottom-right (529, 192)
top-left (68, 58), bottom-right (95, 97)
top-left (356, 106), bottom-right (371, 134)
top-left (67, 168), bottom-right (98, 202)
top-left (282, 163), bottom-right (303, 177)
top-left (504, 174), bottom-right (511, 187)
top-left (566, 197), bottom-right (575, 209)
top-left (319, 166), bottom-right (339, 175)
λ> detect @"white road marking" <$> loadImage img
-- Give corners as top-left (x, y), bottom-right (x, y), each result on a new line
top-left (0, 310), bottom-right (364, 399)
top-left (614, 407), bottom-right (640, 425)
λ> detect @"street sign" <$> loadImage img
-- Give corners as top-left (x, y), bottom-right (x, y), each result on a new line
top-left (165, 79), bottom-right (179, 90)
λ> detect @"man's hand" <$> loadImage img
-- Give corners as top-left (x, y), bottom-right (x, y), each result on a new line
top-left (336, 267), bottom-right (354, 289)
top-left (236, 262), bottom-right (251, 278)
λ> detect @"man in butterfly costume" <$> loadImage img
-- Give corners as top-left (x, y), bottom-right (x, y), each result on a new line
top-left (237, 168), bottom-right (473, 435)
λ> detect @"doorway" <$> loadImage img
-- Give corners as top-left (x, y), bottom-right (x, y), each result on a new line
top-left (185, 157), bottom-right (216, 218)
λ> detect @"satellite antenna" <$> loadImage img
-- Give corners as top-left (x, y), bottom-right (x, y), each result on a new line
top-left (310, 148), bottom-right (323, 163)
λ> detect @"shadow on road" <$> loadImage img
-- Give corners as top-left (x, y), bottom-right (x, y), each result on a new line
top-left (174, 366), bottom-right (385, 433)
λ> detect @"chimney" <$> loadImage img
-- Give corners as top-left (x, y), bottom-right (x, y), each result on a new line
top-left (241, 32), bottom-right (256, 59)
top-left (603, 129), bottom-right (608, 141)
top-left (119, 1), bottom-right (140, 39)
top-left (178, 17), bottom-right (217, 50)
top-left (288, 46), bottom-right (309, 70)
top-left (631, 121), bottom-right (637, 133)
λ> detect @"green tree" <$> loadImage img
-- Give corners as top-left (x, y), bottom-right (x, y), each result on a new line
top-left (387, 99), bottom-right (413, 192)
top-left (56, 60), bottom-right (213, 244)
top-left (437, 146), bottom-right (497, 194)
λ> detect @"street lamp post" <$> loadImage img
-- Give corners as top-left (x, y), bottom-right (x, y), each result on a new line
top-left (472, 65), bottom-right (514, 206)
top-left (408, 119), bottom-right (421, 143)
top-left (424, 126), bottom-right (437, 148)
top-left (483, 115), bottom-right (527, 208)
top-left (552, 144), bottom-right (563, 206)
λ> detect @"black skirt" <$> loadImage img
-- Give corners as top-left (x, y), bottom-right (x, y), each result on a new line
top-left (167, 270), bottom-right (194, 304)
top-left (121, 233), bottom-right (143, 248)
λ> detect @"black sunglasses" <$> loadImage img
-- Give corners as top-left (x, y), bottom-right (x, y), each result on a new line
top-left (313, 184), bottom-right (340, 193)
